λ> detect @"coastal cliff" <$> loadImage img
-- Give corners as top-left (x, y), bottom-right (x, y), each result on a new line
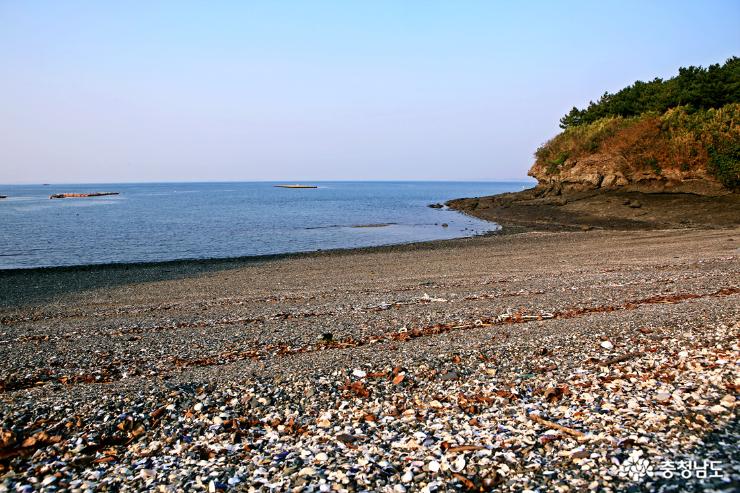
top-left (530, 57), bottom-right (739, 196)
top-left (529, 104), bottom-right (738, 196)
top-left (449, 58), bottom-right (740, 231)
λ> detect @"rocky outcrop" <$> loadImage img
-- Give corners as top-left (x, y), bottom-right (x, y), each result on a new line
top-left (528, 152), bottom-right (728, 196)
top-left (49, 192), bottom-right (119, 199)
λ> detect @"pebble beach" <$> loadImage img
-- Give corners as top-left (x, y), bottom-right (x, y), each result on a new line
top-left (0, 228), bottom-right (738, 492)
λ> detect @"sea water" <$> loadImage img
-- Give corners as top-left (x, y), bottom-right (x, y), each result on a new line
top-left (0, 181), bottom-right (530, 269)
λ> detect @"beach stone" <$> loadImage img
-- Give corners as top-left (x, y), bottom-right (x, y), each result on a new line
top-left (41, 476), bottom-right (56, 486)
top-left (337, 433), bottom-right (356, 445)
top-left (655, 392), bottom-right (671, 403)
top-left (439, 371), bottom-right (459, 381)
top-left (571, 450), bottom-right (590, 459)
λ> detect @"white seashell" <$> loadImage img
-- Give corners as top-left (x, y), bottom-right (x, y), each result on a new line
top-left (450, 455), bottom-right (466, 473)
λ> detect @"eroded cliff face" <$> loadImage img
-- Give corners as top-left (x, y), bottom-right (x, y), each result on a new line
top-left (528, 152), bottom-right (728, 196)
top-left (529, 105), bottom-right (739, 196)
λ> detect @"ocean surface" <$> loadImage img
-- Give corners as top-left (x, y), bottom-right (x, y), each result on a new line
top-left (0, 181), bottom-right (531, 269)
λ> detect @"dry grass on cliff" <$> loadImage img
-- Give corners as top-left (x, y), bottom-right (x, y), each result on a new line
top-left (535, 103), bottom-right (740, 189)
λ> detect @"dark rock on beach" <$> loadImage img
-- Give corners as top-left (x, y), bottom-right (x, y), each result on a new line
top-left (448, 188), bottom-right (740, 232)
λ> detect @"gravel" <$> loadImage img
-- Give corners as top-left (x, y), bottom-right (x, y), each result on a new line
top-left (0, 227), bottom-right (738, 492)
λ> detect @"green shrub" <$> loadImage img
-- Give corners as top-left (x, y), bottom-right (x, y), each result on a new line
top-left (667, 104), bottom-right (740, 189)
top-left (708, 142), bottom-right (740, 190)
top-left (544, 152), bottom-right (569, 174)
top-left (643, 156), bottom-right (662, 175)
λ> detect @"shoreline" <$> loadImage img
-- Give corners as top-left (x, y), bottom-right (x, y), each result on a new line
top-left (7, 184), bottom-right (739, 274)
top-left (0, 230), bottom-right (502, 276)
top-left (3, 187), bottom-right (738, 309)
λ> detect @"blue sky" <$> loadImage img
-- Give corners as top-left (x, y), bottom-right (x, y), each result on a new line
top-left (1, 1), bottom-right (738, 183)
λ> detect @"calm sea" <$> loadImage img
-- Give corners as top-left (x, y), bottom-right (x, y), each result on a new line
top-left (0, 181), bottom-right (530, 269)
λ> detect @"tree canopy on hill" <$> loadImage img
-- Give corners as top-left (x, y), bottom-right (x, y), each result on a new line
top-left (560, 57), bottom-right (740, 129)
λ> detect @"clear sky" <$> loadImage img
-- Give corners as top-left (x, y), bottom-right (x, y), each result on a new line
top-left (1, 1), bottom-right (738, 184)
